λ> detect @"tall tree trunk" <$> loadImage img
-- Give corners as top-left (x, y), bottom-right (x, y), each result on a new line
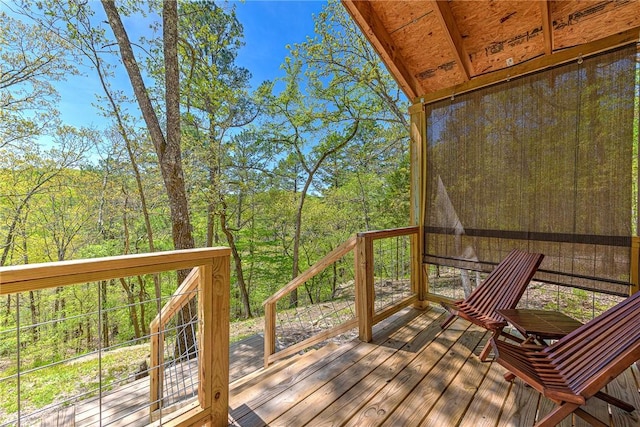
top-left (289, 121), bottom-right (360, 307)
top-left (136, 276), bottom-right (148, 336)
top-left (121, 212), bottom-right (142, 339)
top-left (101, 0), bottom-right (193, 252)
top-left (102, 0), bottom-right (196, 358)
top-left (220, 199), bottom-right (252, 318)
top-left (120, 278), bottom-right (142, 339)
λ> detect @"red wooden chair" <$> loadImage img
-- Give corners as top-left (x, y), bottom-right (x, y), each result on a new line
top-left (492, 291), bottom-right (640, 427)
top-left (440, 249), bottom-right (544, 360)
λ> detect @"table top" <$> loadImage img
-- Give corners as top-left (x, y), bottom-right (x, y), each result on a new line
top-left (496, 308), bottom-right (583, 340)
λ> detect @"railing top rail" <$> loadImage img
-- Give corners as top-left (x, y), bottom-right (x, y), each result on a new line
top-left (150, 267), bottom-right (201, 331)
top-left (357, 226), bottom-right (419, 240)
top-left (0, 247), bottom-right (231, 295)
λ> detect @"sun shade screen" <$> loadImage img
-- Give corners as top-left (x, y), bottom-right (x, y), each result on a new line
top-left (424, 45), bottom-right (639, 296)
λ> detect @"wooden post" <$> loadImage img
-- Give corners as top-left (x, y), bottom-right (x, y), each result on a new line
top-left (149, 323), bottom-right (164, 414)
top-left (356, 233), bottom-right (374, 342)
top-left (198, 255), bottom-right (230, 426)
top-left (409, 101), bottom-right (429, 308)
top-left (264, 302), bottom-right (276, 367)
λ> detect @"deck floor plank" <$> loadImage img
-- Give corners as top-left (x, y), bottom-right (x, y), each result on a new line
top-left (309, 310), bottom-right (454, 426)
top-left (30, 306), bottom-right (640, 427)
top-left (270, 308), bottom-right (444, 427)
top-left (237, 309), bottom-right (443, 427)
top-left (606, 368), bottom-right (640, 427)
top-left (460, 361), bottom-right (511, 427)
top-left (420, 328), bottom-right (492, 427)
top-left (347, 323), bottom-right (472, 426)
top-left (375, 322), bottom-right (482, 427)
top-left (573, 388), bottom-right (610, 427)
top-left (537, 397), bottom-right (573, 427)
top-left (496, 377), bottom-right (539, 427)
top-left (229, 340), bottom-right (360, 424)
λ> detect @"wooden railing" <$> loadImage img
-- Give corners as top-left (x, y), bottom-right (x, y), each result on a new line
top-left (149, 267), bottom-right (200, 415)
top-left (0, 248), bottom-right (230, 427)
top-left (263, 226), bottom-right (420, 367)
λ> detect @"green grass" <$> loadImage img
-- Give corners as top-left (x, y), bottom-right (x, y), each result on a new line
top-left (0, 344), bottom-right (148, 423)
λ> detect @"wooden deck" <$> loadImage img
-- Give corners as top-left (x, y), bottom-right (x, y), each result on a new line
top-left (228, 306), bottom-right (640, 427)
top-left (35, 306), bottom-right (639, 426)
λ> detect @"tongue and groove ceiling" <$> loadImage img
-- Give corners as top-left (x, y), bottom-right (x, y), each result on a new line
top-left (342, 0), bottom-right (640, 103)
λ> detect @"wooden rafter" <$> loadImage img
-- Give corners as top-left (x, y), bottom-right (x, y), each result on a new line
top-left (341, 0), bottom-right (420, 100)
top-left (540, 0), bottom-right (554, 55)
top-left (432, 0), bottom-right (474, 81)
top-left (422, 26), bottom-right (640, 104)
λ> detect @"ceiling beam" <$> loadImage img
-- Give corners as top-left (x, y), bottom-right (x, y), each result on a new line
top-left (422, 26), bottom-right (640, 104)
top-left (432, 0), bottom-right (474, 81)
top-left (341, 0), bottom-right (421, 100)
top-left (540, 0), bottom-right (554, 55)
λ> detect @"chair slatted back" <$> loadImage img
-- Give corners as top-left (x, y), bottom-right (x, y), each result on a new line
top-left (542, 290), bottom-right (640, 397)
top-left (465, 249), bottom-right (544, 320)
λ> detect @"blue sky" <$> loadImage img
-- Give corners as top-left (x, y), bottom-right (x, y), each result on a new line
top-left (30, 1), bottom-right (327, 132)
top-left (235, 1), bottom-right (325, 88)
top-left (0, 0), bottom-right (327, 147)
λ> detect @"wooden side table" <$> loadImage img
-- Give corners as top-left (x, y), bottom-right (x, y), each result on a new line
top-left (495, 309), bottom-right (583, 381)
top-left (496, 308), bottom-right (583, 346)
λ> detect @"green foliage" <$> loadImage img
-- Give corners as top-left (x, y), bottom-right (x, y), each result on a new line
top-left (0, 344), bottom-right (148, 420)
top-left (0, 1), bottom-right (413, 402)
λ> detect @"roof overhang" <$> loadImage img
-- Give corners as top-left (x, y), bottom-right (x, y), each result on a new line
top-left (342, 0), bottom-right (640, 103)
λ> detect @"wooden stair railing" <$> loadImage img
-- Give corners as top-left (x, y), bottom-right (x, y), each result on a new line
top-left (0, 248), bottom-right (231, 427)
top-left (149, 267), bottom-right (200, 414)
top-left (263, 236), bottom-right (358, 367)
top-left (263, 226), bottom-right (421, 367)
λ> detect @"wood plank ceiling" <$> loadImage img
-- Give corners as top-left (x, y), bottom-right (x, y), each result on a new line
top-left (342, 0), bottom-right (640, 103)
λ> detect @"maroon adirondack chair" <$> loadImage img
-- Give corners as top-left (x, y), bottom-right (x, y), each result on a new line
top-left (440, 249), bottom-right (544, 360)
top-left (492, 290), bottom-right (640, 427)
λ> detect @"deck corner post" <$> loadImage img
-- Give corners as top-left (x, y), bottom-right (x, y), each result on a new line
top-left (198, 255), bottom-right (230, 426)
top-left (356, 233), bottom-right (374, 342)
top-left (264, 302), bottom-right (277, 368)
top-left (409, 102), bottom-right (429, 308)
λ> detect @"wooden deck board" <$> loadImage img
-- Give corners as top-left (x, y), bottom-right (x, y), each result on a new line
top-left (271, 309), bottom-right (445, 427)
top-left (420, 330), bottom-right (492, 427)
top-left (376, 323), bottom-right (483, 426)
top-left (308, 309), bottom-right (449, 426)
top-left (495, 375), bottom-right (539, 427)
top-left (233, 309), bottom-right (442, 426)
top-left (606, 368), bottom-right (640, 427)
top-left (461, 362), bottom-right (512, 427)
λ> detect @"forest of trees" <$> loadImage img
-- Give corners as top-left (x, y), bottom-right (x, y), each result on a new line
top-left (0, 0), bottom-right (410, 354)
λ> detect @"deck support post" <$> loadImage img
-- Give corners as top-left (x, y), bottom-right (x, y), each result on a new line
top-left (409, 102), bottom-right (429, 308)
top-left (631, 237), bottom-right (639, 296)
top-left (198, 256), bottom-right (230, 425)
top-left (356, 233), bottom-right (374, 342)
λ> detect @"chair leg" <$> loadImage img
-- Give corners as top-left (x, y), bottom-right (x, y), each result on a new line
top-left (479, 330), bottom-right (501, 361)
top-left (440, 314), bottom-right (456, 330)
top-left (479, 339), bottom-right (493, 361)
top-left (534, 402), bottom-right (579, 427)
top-left (594, 391), bottom-right (635, 412)
top-left (503, 371), bottom-right (516, 382)
top-left (574, 408), bottom-right (608, 427)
